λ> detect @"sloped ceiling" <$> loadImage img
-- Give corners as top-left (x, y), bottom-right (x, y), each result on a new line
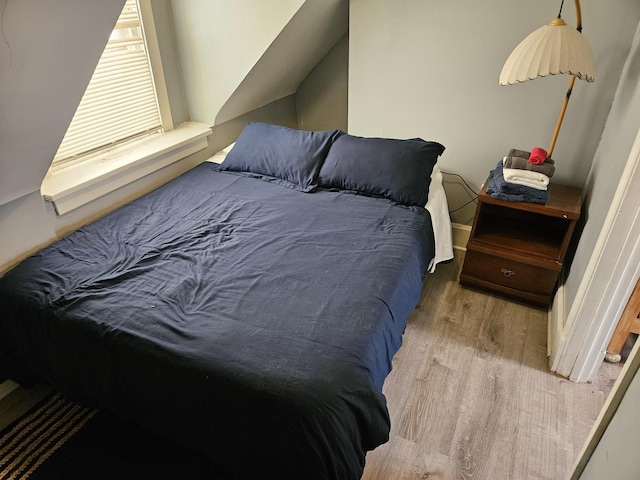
top-left (215, 0), bottom-right (349, 124)
top-left (169, 0), bottom-right (348, 126)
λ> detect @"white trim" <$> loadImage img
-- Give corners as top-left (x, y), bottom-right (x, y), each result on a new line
top-left (138, 0), bottom-right (174, 131)
top-left (548, 277), bottom-right (565, 357)
top-left (451, 222), bottom-right (471, 251)
top-left (41, 122), bottom-right (211, 215)
top-left (550, 128), bottom-right (640, 381)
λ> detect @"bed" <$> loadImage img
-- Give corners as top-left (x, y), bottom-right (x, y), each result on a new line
top-left (0, 123), bottom-right (451, 479)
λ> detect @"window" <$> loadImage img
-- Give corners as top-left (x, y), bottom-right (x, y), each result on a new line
top-left (41, 0), bottom-right (211, 216)
top-left (52, 0), bottom-right (162, 169)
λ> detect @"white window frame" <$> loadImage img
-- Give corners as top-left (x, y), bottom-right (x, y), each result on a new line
top-left (138, 0), bottom-right (174, 133)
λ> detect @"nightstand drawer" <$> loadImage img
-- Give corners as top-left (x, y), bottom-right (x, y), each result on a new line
top-left (462, 250), bottom-right (557, 294)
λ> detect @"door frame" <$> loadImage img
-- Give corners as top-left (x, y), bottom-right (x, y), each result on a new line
top-left (549, 128), bottom-right (640, 382)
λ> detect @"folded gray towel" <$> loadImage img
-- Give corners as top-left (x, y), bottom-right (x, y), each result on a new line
top-left (508, 149), bottom-right (530, 160)
top-left (505, 149), bottom-right (555, 177)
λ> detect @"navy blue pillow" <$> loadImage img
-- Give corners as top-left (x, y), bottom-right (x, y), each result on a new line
top-left (318, 134), bottom-right (445, 206)
top-left (220, 122), bottom-right (342, 192)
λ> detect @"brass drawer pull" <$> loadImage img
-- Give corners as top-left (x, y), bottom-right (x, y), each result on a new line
top-left (501, 268), bottom-right (516, 277)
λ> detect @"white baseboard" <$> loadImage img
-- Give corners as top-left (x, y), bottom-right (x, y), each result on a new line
top-left (452, 222), bottom-right (471, 251)
top-left (548, 280), bottom-right (565, 359)
top-left (0, 380), bottom-right (18, 401)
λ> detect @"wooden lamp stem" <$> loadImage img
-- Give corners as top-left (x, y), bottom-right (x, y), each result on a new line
top-left (547, 0), bottom-right (583, 159)
top-left (548, 76), bottom-right (575, 159)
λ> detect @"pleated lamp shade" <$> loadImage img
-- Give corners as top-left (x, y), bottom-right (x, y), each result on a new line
top-left (499, 18), bottom-right (595, 86)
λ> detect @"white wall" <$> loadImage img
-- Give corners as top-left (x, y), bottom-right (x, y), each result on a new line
top-left (578, 349), bottom-right (640, 479)
top-left (169, 0), bottom-right (348, 126)
top-left (564, 24), bottom-right (640, 312)
top-left (348, 0), bottom-right (640, 225)
top-left (296, 33), bottom-right (349, 132)
top-left (0, 193), bottom-right (57, 274)
top-left (168, 0), bottom-right (304, 124)
top-left (580, 369), bottom-right (640, 477)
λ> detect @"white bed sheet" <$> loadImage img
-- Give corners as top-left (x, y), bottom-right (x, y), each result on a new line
top-left (425, 165), bottom-right (454, 272)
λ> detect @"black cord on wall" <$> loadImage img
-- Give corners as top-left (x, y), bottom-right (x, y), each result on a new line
top-left (440, 171), bottom-right (479, 214)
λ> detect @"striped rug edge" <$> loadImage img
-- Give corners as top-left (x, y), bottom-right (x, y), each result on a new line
top-left (0, 393), bottom-right (96, 480)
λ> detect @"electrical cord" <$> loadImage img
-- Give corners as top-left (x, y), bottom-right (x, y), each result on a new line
top-left (440, 171), bottom-right (479, 214)
top-left (448, 197), bottom-right (478, 214)
top-left (440, 170), bottom-right (479, 196)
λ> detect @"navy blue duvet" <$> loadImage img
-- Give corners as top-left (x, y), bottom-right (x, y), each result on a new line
top-left (0, 163), bottom-right (435, 479)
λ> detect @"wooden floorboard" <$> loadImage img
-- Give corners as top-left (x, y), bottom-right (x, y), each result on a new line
top-left (361, 251), bottom-right (621, 480)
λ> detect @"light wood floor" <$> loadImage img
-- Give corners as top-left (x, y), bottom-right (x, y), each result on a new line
top-left (362, 252), bottom-right (621, 480)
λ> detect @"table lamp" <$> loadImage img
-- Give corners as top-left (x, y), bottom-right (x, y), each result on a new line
top-left (499, 0), bottom-right (595, 159)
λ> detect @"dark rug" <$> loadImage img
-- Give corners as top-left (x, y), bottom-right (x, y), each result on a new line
top-left (0, 391), bottom-right (239, 479)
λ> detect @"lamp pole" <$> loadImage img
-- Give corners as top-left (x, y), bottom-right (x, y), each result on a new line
top-left (547, 0), bottom-right (584, 159)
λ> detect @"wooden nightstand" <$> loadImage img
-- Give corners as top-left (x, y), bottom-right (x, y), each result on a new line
top-left (459, 179), bottom-right (582, 307)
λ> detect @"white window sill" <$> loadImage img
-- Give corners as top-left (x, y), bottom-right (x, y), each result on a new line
top-left (41, 122), bottom-right (212, 215)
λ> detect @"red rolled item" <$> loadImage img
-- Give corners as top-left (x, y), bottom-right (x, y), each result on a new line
top-left (529, 147), bottom-right (548, 165)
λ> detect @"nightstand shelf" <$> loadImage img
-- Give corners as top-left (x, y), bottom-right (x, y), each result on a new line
top-left (472, 208), bottom-right (567, 262)
top-left (460, 180), bottom-right (582, 307)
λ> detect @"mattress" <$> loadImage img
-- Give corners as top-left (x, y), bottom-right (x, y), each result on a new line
top-left (0, 162), bottom-right (437, 479)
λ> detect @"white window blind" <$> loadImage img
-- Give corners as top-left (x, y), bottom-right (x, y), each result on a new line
top-left (53, 0), bottom-right (161, 167)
